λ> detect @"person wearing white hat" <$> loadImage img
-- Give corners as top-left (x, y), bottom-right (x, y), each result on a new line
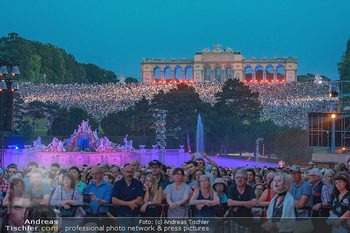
top-left (213, 178), bottom-right (229, 217)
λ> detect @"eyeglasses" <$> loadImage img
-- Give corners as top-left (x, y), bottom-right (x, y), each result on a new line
top-left (174, 173), bottom-right (183, 176)
top-left (236, 177), bottom-right (246, 180)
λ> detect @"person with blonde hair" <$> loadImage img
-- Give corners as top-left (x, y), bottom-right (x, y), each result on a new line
top-left (140, 174), bottom-right (163, 217)
top-left (190, 175), bottom-right (220, 217)
top-left (191, 167), bottom-right (206, 191)
top-left (262, 172), bottom-right (295, 233)
top-left (324, 169), bottom-right (335, 192)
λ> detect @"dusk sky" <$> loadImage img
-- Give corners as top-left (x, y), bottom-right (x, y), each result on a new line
top-left (2, 0), bottom-right (350, 81)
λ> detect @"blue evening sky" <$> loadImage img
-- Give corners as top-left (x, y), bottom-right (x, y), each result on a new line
top-left (2, 0), bottom-right (350, 81)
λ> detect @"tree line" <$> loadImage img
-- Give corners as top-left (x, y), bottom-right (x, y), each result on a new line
top-left (0, 33), bottom-right (117, 84)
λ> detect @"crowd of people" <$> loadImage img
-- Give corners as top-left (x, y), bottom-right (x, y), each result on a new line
top-left (1, 154), bottom-right (350, 233)
top-left (19, 81), bottom-right (332, 129)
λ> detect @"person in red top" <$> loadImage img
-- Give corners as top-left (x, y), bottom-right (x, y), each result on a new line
top-left (0, 168), bottom-right (10, 195)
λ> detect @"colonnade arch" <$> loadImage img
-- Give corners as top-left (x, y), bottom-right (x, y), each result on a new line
top-left (242, 65), bottom-right (287, 83)
top-left (154, 67), bottom-right (161, 80)
top-left (185, 67), bottom-right (193, 80)
top-left (276, 66), bottom-right (285, 82)
top-left (255, 66), bottom-right (263, 82)
top-left (141, 51), bottom-right (297, 83)
top-left (244, 66), bottom-right (253, 82)
top-left (174, 67), bottom-right (182, 80)
top-left (266, 66), bottom-right (274, 81)
top-left (164, 67), bottom-right (172, 80)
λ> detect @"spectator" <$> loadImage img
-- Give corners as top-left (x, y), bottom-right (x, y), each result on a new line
top-left (0, 168), bottom-right (10, 196)
top-left (191, 167), bottom-right (206, 191)
top-left (7, 164), bottom-right (18, 180)
top-left (140, 174), bottom-right (163, 217)
top-left (247, 168), bottom-right (256, 187)
top-left (2, 177), bottom-right (28, 227)
top-left (50, 173), bottom-right (83, 216)
top-left (213, 178), bottom-right (229, 217)
top-left (69, 166), bottom-right (87, 194)
top-left (255, 174), bottom-right (263, 184)
top-left (324, 169), bottom-right (335, 192)
top-left (190, 174), bottom-right (220, 217)
top-left (186, 160), bottom-right (198, 186)
top-left (329, 175), bottom-right (350, 230)
top-left (129, 160), bottom-right (140, 173)
top-left (227, 169), bottom-right (257, 232)
top-left (262, 172), bottom-right (295, 233)
top-left (25, 169), bottom-right (51, 206)
top-left (164, 168), bottom-right (192, 217)
top-left (148, 160), bottom-right (170, 190)
top-left (109, 165), bottom-right (121, 178)
top-left (84, 166), bottom-right (113, 217)
top-left (103, 172), bottom-right (115, 186)
top-left (99, 163), bottom-right (109, 174)
top-left (50, 163), bottom-right (60, 178)
top-left (111, 165), bottom-right (144, 217)
top-left (195, 158), bottom-right (206, 169)
top-left (210, 166), bottom-right (222, 180)
top-left (254, 183), bottom-right (265, 202)
top-left (308, 168), bottom-right (331, 233)
top-left (290, 165), bottom-right (313, 219)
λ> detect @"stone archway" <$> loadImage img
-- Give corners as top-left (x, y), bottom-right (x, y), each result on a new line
top-left (276, 66), bottom-right (285, 82)
top-left (185, 66), bottom-right (193, 80)
top-left (164, 67), bottom-right (172, 80)
top-left (244, 66), bottom-right (253, 82)
top-left (266, 66), bottom-right (274, 82)
top-left (255, 66), bottom-right (263, 82)
top-left (154, 67), bottom-right (161, 80)
top-left (174, 66), bottom-right (183, 81)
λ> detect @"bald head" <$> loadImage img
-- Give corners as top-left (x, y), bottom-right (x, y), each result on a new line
top-left (129, 160), bottom-right (139, 172)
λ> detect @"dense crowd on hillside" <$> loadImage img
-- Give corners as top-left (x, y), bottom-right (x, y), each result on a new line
top-left (1, 154), bottom-right (350, 233)
top-left (19, 81), bottom-right (332, 129)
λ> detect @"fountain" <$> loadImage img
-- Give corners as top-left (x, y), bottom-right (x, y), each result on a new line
top-left (196, 114), bottom-right (204, 153)
top-left (3, 119), bottom-right (279, 169)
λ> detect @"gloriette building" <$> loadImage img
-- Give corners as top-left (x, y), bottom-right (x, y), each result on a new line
top-left (141, 44), bottom-right (297, 83)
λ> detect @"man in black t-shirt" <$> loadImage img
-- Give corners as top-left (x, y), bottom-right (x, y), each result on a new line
top-left (227, 169), bottom-right (257, 232)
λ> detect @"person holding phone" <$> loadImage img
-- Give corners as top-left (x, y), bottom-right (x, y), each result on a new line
top-left (84, 166), bottom-right (113, 217)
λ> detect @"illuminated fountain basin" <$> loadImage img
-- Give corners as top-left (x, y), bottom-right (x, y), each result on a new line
top-left (4, 149), bottom-right (278, 169)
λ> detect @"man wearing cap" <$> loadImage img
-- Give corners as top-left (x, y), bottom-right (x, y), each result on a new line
top-left (148, 160), bottom-right (170, 190)
top-left (290, 165), bottom-right (313, 219)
